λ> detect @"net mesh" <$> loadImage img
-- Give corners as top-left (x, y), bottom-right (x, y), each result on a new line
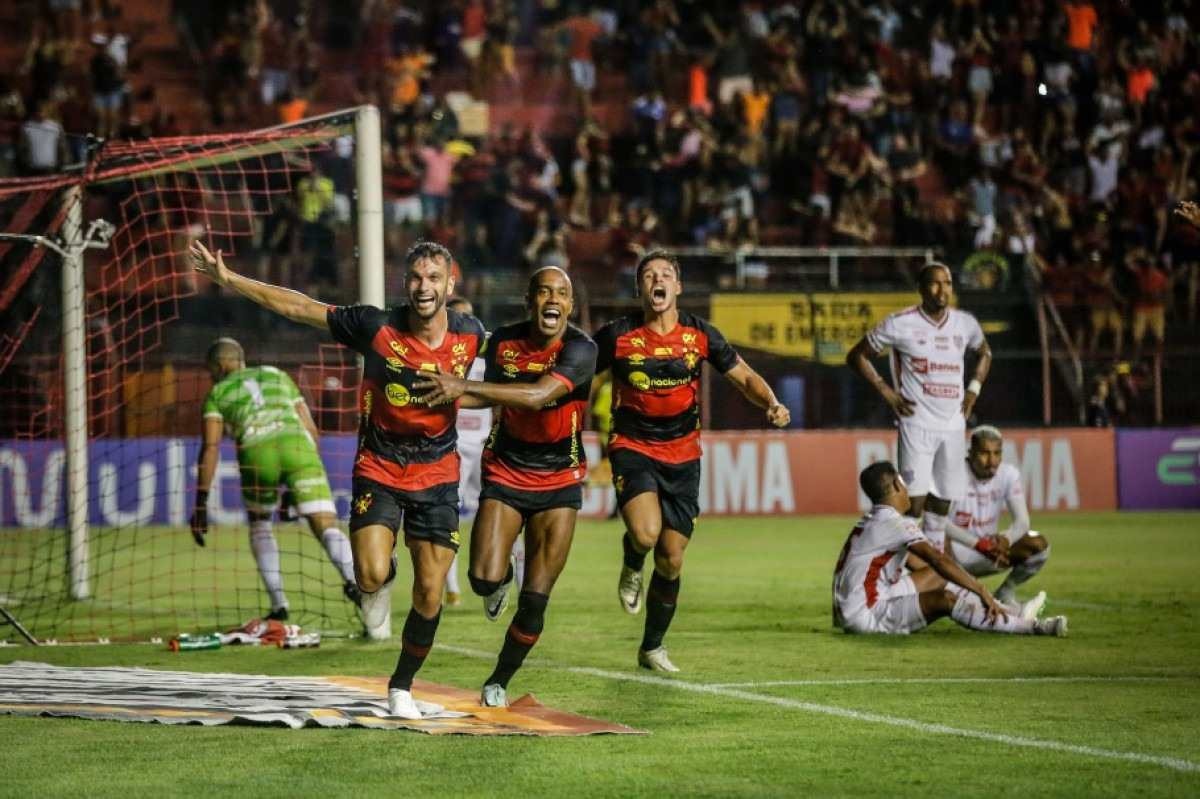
top-left (0, 113), bottom-right (370, 642)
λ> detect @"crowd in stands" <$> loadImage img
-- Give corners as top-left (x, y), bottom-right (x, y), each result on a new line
top-left (3, 2), bottom-right (1198, 394)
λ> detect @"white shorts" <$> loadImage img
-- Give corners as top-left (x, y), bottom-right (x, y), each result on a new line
top-left (457, 438), bottom-right (485, 517)
top-left (950, 541), bottom-right (1001, 577)
top-left (387, 197), bottom-right (423, 225)
top-left (839, 576), bottom-right (928, 635)
top-left (898, 423), bottom-right (967, 500)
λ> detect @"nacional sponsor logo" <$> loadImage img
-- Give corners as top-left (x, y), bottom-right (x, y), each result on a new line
top-left (1157, 436), bottom-right (1200, 485)
top-left (385, 383), bottom-right (411, 406)
top-left (628, 370), bottom-right (650, 390)
top-left (627, 371), bottom-right (690, 390)
top-left (389, 341), bottom-right (409, 357)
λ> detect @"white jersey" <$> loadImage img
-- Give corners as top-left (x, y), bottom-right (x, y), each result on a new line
top-left (952, 462), bottom-right (1029, 540)
top-left (866, 306), bottom-right (984, 431)
top-left (833, 505), bottom-right (926, 626)
top-left (455, 357), bottom-right (492, 450)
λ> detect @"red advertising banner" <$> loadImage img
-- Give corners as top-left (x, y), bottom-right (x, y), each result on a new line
top-left (578, 428), bottom-right (1117, 518)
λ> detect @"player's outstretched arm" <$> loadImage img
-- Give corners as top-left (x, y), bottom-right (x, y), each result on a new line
top-left (415, 372), bottom-right (570, 412)
top-left (190, 416), bottom-right (224, 547)
top-left (846, 337), bottom-right (914, 417)
top-left (189, 240), bottom-right (330, 329)
top-left (723, 359), bottom-right (790, 428)
top-left (910, 540), bottom-right (1006, 622)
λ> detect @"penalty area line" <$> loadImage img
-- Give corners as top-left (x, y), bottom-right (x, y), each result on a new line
top-left (437, 644), bottom-right (1200, 775)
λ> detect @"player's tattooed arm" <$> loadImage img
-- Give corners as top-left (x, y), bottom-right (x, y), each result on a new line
top-left (189, 240), bottom-right (330, 328)
top-left (846, 337), bottom-right (915, 417)
top-left (190, 415), bottom-right (224, 547)
top-left (724, 359), bottom-right (790, 428)
top-left (910, 539), bottom-right (1007, 623)
top-left (962, 339), bottom-right (992, 418)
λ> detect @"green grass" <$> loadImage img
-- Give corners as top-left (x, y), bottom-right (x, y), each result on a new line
top-left (2, 512), bottom-right (1199, 797)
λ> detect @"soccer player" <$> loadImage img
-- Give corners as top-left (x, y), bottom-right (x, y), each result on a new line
top-left (944, 426), bottom-right (1051, 610)
top-left (416, 266), bottom-right (596, 707)
top-left (833, 461), bottom-right (1067, 637)
top-left (846, 262), bottom-right (992, 553)
top-left (191, 338), bottom-right (359, 620)
top-left (594, 250), bottom-right (790, 672)
top-left (189, 239), bottom-right (485, 720)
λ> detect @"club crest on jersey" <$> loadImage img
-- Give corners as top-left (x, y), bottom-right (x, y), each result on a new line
top-left (389, 340), bottom-right (409, 357)
top-left (953, 335), bottom-right (964, 348)
top-left (385, 383), bottom-right (411, 406)
top-left (352, 492), bottom-right (373, 516)
top-left (453, 364), bottom-right (467, 378)
top-left (684, 352), bottom-right (699, 369)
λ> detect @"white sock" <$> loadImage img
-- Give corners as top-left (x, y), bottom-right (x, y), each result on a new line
top-left (445, 553), bottom-right (461, 594)
top-left (950, 590), bottom-right (1035, 634)
top-left (321, 528), bottom-right (357, 584)
top-left (512, 536), bottom-right (526, 591)
top-left (921, 509), bottom-right (949, 551)
top-left (250, 521), bottom-right (287, 611)
top-left (999, 544), bottom-right (1050, 598)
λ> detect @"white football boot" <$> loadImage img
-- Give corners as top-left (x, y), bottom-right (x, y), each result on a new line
top-left (637, 647), bottom-right (680, 673)
top-left (387, 688), bottom-right (422, 720)
top-left (1019, 590), bottom-right (1047, 622)
top-left (480, 683), bottom-right (508, 708)
top-left (618, 565), bottom-right (644, 614)
top-left (1034, 615), bottom-right (1069, 637)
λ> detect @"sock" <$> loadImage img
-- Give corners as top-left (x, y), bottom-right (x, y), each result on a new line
top-left (320, 528), bottom-right (356, 584)
top-left (921, 510), bottom-right (949, 551)
top-left (999, 544), bottom-right (1050, 598)
top-left (389, 607), bottom-right (442, 691)
top-left (622, 532), bottom-right (647, 572)
top-left (950, 590), bottom-right (1035, 634)
top-left (486, 591), bottom-right (549, 688)
top-left (640, 571), bottom-right (680, 651)
top-left (249, 521), bottom-right (287, 611)
top-left (512, 537), bottom-right (526, 591)
top-left (445, 553), bottom-right (461, 594)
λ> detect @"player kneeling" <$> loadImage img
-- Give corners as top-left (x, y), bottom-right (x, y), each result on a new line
top-left (833, 461), bottom-right (1067, 637)
top-left (944, 426), bottom-right (1051, 611)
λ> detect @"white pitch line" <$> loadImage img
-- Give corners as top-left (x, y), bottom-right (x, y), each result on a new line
top-left (706, 676), bottom-right (1182, 688)
top-left (437, 644), bottom-right (1200, 775)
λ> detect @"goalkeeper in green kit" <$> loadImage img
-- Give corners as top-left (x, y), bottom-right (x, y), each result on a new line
top-left (191, 337), bottom-right (360, 620)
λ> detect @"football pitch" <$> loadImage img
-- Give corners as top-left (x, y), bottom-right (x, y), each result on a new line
top-left (2, 511), bottom-right (1198, 797)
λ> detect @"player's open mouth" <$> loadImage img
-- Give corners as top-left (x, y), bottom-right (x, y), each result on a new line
top-left (540, 307), bottom-right (561, 324)
top-left (651, 286), bottom-right (667, 301)
top-left (414, 294), bottom-right (436, 308)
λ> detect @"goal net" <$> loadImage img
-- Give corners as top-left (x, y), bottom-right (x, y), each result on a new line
top-left (0, 108), bottom-right (383, 643)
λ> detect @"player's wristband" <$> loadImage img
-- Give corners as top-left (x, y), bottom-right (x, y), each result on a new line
top-left (967, 379), bottom-right (982, 396)
top-left (973, 537), bottom-right (995, 555)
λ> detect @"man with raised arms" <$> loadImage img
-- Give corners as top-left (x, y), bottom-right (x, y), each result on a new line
top-left (593, 250), bottom-right (790, 672)
top-left (190, 239), bottom-right (485, 720)
top-left (833, 460), bottom-right (1067, 637)
top-left (846, 263), bottom-right (992, 555)
top-left (417, 267), bottom-right (596, 706)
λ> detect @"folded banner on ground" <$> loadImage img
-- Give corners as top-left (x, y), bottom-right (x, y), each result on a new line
top-left (0, 661), bottom-right (644, 736)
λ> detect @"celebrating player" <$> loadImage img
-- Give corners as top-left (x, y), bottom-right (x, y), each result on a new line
top-left (190, 239), bottom-right (485, 720)
top-left (191, 338), bottom-right (359, 620)
top-left (846, 263), bottom-right (992, 553)
top-left (833, 461), bottom-right (1067, 637)
top-left (944, 426), bottom-right (1051, 610)
top-left (417, 266), bottom-right (596, 707)
top-left (594, 250), bottom-right (790, 672)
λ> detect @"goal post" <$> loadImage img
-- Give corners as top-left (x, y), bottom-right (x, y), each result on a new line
top-left (0, 106), bottom-right (385, 643)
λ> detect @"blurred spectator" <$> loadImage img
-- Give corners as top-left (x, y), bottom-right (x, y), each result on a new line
top-left (1126, 248), bottom-right (1173, 360)
top-left (296, 161), bottom-right (336, 294)
top-left (1085, 375), bottom-right (1112, 427)
top-left (1084, 251), bottom-right (1126, 358)
top-left (18, 101), bottom-right (68, 175)
top-left (562, 7), bottom-right (604, 112)
top-left (418, 138), bottom-right (458, 225)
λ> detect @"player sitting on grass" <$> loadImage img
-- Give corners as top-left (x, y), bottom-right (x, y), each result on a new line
top-left (191, 338), bottom-right (360, 620)
top-left (944, 426), bottom-right (1051, 612)
top-left (833, 461), bottom-right (1067, 637)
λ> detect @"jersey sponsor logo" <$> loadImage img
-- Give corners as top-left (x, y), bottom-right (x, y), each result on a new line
top-left (386, 357), bottom-right (405, 372)
top-left (362, 390), bottom-right (373, 415)
top-left (503, 363), bottom-right (520, 376)
top-left (385, 383), bottom-right (412, 406)
top-left (389, 341), bottom-right (409, 357)
top-left (352, 491), bottom-right (373, 516)
top-left (922, 382), bottom-right (960, 398)
top-left (627, 353), bottom-right (645, 365)
top-left (628, 371), bottom-right (650, 390)
top-left (654, 346), bottom-right (673, 356)
top-left (911, 357), bottom-right (928, 373)
top-left (502, 347), bottom-right (520, 361)
top-left (927, 361), bottom-right (961, 373)
top-left (527, 361), bottom-right (547, 373)
top-left (954, 510), bottom-right (972, 527)
top-left (627, 371), bottom-right (690, 391)
top-left (419, 363), bottom-right (438, 373)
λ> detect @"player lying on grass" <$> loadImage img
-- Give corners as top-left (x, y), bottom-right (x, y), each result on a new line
top-left (417, 267), bottom-right (597, 707)
top-left (833, 460), bottom-right (1067, 637)
top-left (594, 250), bottom-right (790, 672)
top-left (191, 337), bottom-right (360, 620)
top-left (944, 426), bottom-right (1051, 612)
top-left (190, 239), bottom-right (486, 720)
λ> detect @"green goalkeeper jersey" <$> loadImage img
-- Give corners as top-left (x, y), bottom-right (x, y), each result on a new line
top-left (202, 366), bottom-right (309, 447)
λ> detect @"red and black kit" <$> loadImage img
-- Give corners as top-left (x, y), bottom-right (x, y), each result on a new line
top-left (593, 312), bottom-right (739, 536)
top-left (327, 304), bottom-right (485, 545)
top-left (480, 321), bottom-right (597, 513)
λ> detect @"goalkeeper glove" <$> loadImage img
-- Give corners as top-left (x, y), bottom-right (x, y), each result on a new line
top-left (190, 491), bottom-right (208, 547)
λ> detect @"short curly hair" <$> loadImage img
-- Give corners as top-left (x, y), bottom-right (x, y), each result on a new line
top-left (404, 240), bottom-right (454, 270)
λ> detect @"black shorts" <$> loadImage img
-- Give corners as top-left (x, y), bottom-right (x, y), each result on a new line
top-left (349, 477), bottom-right (461, 551)
top-left (610, 448), bottom-right (701, 537)
top-left (479, 479), bottom-right (583, 520)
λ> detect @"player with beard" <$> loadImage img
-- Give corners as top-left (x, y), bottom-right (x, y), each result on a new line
top-left (846, 263), bottom-right (992, 559)
top-left (189, 240), bottom-right (485, 720)
top-left (416, 267), bottom-right (596, 706)
top-left (594, 250), bottom-right (790, 673)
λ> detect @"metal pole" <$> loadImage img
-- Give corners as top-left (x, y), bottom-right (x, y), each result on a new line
top-left (830, 253), bottom-right (840, 289)
top-left (62, 186), bottom-right (90, 600)
top-left (354, 105), bottom-right (385, 308)
top-left (734, 250), bottom-right (745, 290)
top-left (1036, 297), bottom-right (1051, 425)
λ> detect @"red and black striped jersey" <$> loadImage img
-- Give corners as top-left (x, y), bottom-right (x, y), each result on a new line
top-left (594, 312), bottom-right (739, 464)
top-left (481, 321), bottom-right (597, 491)
top-left (327, 305), bottom-right (486, 491)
